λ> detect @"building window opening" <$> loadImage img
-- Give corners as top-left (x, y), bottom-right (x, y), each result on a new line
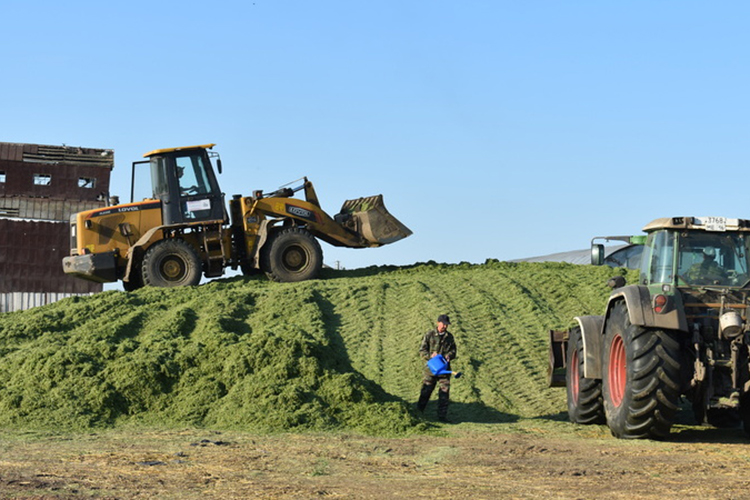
top-left (78, 177), bottom-right (96, 188)
top-left (0, 171), bottom-right (5, 183)
top-left (33, 174), bottom-right (52, 186)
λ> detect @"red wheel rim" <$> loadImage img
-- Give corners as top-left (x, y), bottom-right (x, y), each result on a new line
top-left (571, 349), bottom-right (579, 405)
top-left (608, 334), bottom-right (626, 407)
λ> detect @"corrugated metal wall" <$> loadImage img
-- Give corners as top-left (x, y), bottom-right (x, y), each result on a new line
top-left (0, 292), bottom-right (93, 313)
top-left (0, 219), bottom-right (102, 293)
top-left (0, 142), bottom-right (113, 200)
top-left (0, 142), bottom-right (115, 304)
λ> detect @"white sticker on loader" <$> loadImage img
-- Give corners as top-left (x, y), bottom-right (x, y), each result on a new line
top-left (187, 199), bottom-right (211, 212)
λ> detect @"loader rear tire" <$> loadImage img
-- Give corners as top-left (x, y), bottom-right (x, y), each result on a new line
top-left (261, 227), bottom-right (322, 282)
top-left (142, 239), bottom-right (202, 288)
top-left (602, 301), bottom-right (682, 439)
top-left (566, 326), bottom-right (605, 425)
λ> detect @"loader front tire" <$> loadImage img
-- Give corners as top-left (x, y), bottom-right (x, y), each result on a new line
top-left (142, 239), bottom-right (202, 288)
top-left (261, 227), bottom-right (322, 282)
top-left (602, 301), bottom-right (682, 439)
top-left (566, 326), bottom-right (605, 425)
top-left (122, 272), bottom-right (143, 292)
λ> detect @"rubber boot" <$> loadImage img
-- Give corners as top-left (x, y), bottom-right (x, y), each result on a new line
top-left (417, 384), bottom-right (434, 412)
top-left (437, 389), bottom-right (450, 422)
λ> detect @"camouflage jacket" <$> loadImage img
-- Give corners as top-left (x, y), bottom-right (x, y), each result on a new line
top-left (419, 329), bottom-right (457, 362)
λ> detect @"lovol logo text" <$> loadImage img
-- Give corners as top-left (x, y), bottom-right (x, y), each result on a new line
top-left (286, 205), bottom-right (315, 221)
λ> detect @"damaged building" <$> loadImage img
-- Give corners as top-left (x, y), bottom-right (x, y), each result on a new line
top-left (0, 142), bottom-right (114, 312)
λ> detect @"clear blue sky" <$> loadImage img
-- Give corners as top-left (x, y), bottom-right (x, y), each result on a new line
top-left (3, 1), bottom-right (748, 271)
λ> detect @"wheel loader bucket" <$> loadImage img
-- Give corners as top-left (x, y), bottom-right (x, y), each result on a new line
top-left (337, 195), bottom-right (412, 246)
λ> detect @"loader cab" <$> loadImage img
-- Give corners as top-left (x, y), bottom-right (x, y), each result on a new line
top-left (141, 144), bottom-right (226, 225)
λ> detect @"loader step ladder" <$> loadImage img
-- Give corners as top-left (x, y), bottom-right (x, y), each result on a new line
top-left (202, 225), bottom-right (225, 277)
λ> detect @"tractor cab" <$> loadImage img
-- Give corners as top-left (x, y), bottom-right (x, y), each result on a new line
top-left (136, 144), bottom-right (225, 225)
top-left (638, 216), bottom-right (750, 289)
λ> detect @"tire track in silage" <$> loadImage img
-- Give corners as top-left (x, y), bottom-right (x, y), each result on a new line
top-left (378, 278), bottom-right (428, 399)
top-left (319, 278), bottom-right (424, 401)
top-left (457, 268), bottom-right (563, 417)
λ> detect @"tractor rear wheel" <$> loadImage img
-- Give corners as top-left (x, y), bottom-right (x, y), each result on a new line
top-left (260, 227), bottom-right (323, 282)
top-left (602, 301), bottom-right (682, 439)
top-left (566, 326), bottom-right (605, 424)
top-left (141, 239), bottom-right (202, 287)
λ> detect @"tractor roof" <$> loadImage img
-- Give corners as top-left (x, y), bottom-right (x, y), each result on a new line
top-left (642, 216), bottom-right (750, 233)
top-left (143, 143), bottom-right (216, 158)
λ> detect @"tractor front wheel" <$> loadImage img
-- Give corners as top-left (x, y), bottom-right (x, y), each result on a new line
top-left (566, 326), bottom-right (605, 424)
top-left (602, 301), bottom-right (682, 439)
top-left (141, 239), bottom-right (202, 287)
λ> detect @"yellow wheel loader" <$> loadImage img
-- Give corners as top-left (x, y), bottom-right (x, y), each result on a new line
top-left (62, 144), bottom-right (411, 290)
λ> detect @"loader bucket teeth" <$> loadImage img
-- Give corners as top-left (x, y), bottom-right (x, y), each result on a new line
top-left (337, 195), bottom-right (412, 246)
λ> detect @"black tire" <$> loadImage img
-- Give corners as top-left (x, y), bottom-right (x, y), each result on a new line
top-left (141, 239), bottom-right (202, 287)
top-left (566, 326), bottom-right (605, 424)
top-left (740, 393), bottom-right (750, 436)
top-left (691, 383), bottom-right (707, 425)
top-left (707, 407), bottom-right (741, 428)
top-left (122, 272), bottom-right (143, 292)
top-left (602, 301), bottom-right (682, 439)
top-left (260, 227), bottom-right (322, 282)
top-left (240, 262), bottom-right (262, 276)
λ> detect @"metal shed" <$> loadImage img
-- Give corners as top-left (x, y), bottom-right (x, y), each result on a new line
top-left (0, 142), bottom-right (114, 311)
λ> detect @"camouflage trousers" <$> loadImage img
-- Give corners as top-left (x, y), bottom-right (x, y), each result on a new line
top-left (418, 368), bottom-right (451, 418)
top-left (422, 368), bottom-right (451, 393)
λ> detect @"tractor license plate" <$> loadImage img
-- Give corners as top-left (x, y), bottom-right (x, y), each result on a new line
top-left (704, 216), bottom-right (727, 232)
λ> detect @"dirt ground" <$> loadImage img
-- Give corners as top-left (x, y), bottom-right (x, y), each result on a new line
top-left (2, 423), bottom-right (750, 499)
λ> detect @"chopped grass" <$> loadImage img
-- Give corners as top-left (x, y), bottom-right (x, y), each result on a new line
top-left (0, 261), bottom-right (637, 435)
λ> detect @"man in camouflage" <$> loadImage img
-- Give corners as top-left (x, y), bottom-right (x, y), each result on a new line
top-left (417, 314), bottom-right (457, 422)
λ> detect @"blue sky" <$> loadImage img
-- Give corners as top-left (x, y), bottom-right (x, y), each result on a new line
top-left (3, 1), bottom-right (748, 272)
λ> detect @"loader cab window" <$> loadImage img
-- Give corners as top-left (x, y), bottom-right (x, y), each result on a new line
top-left (150, 157), bottom-right (169, 199)
top-left (175, 154), bottom-right (211, 197)
top-left (150, 149), bottom-right (225, 225)
top-left (174, 152), bottom-right (216, 221)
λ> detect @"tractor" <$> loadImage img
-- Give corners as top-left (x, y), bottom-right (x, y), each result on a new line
top-left (549, 216), bottom-right (750, 438)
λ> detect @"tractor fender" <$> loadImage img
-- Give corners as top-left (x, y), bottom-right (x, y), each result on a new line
top-left (574, 315), bottom-right (605, 379)
top-left (605, 285), bottom-right (687, 332)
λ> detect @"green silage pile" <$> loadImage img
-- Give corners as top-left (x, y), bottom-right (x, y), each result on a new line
top-left (0, 261), bottom-right (636, 435)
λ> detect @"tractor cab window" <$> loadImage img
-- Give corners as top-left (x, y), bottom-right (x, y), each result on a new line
top-left (175, 154), bottom-right (211, 197)
top-left (643, 230), bottom-right (675, 285)
top-left (677, 232), bottom-right (750, 287)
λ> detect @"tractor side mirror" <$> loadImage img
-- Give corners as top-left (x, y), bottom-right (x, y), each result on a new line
top-left (591, 244), bottom-right (605, 266)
